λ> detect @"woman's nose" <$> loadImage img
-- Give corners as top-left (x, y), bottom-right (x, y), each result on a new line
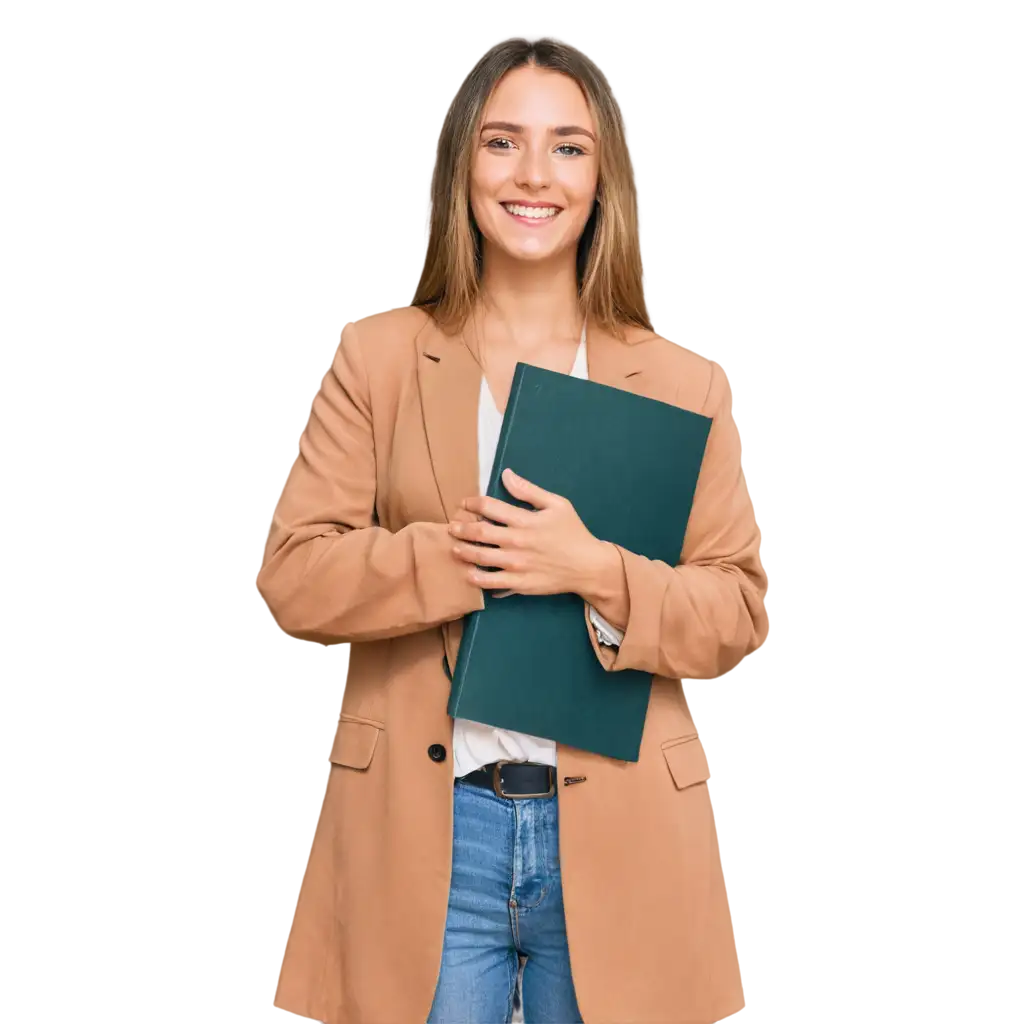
top-left (514, 145), bottom-right (552, 191)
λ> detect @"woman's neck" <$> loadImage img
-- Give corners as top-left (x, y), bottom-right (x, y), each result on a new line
top-left (475, 245), bottom-right (583, 355)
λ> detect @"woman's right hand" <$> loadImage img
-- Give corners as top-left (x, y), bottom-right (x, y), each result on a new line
top-left (449, 506), bottom-right (512, 598)
top-left (450, 506), bottom-right (483, 528)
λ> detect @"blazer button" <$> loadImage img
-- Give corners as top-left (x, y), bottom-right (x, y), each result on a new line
top-left (428, 743), bottom-right (447, 762)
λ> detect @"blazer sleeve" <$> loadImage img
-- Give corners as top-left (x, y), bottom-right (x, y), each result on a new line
top-left (256, 321), bottom-right (485, 645)
top-left (583, 358), bottom-right (769, 678)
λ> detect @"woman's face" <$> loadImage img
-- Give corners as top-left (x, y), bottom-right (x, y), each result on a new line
top-left (470, 65), bottom-right (599, 265)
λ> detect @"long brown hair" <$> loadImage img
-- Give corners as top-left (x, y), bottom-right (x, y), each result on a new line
top-left (411, 37), bottom-right (652, 342)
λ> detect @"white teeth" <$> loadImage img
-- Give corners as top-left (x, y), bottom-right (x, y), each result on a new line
top-left (503, 203), bottom-right (559, 219)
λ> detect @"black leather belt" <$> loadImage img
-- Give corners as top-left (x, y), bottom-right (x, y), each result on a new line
top-left (459, 759), bottom-right (556, 799)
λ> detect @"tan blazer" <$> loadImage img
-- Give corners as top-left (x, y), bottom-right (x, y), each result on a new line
top-left (256, 305), bottom-right (769, 1024)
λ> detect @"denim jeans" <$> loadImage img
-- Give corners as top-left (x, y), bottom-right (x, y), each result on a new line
top-left (426, 772), bottom-right (585, 1024)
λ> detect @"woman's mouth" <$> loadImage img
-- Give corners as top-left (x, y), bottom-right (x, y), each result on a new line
top-left (500, 201), bottom-right (562, 226)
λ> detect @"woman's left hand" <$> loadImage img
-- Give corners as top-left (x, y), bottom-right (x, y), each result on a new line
top-left (448, 467), bottom-right (609, 597)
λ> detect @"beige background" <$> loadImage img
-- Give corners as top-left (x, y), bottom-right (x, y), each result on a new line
top-left (2, 2), bottom-right (1021, 1022)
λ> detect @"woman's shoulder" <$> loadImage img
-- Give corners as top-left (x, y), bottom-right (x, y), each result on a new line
top-left (621, 323), bottom-right (720, 411)
top-left (325, 306), bottom-right (437, 392)
top-left (342, 305), bottom-right (433, 363)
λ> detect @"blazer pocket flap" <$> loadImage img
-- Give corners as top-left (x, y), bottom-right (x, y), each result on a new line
top-left (660, 735), bottom-right (710, 789)
top-left (329, 717), bottom-right (382, 770)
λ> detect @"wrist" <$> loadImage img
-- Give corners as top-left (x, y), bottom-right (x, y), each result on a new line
top-left (576, 539), bottom-right (622, 605)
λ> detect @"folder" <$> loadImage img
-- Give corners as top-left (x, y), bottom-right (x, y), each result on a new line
top-left (447, 361), bottom-right (712, 762)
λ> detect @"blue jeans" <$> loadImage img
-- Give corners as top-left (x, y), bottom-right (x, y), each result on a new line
top-left (426, 773), bottom-right (585, 1024)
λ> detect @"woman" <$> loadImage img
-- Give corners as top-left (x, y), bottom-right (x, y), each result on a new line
top-left (257, 37), bottom-right (769, 1024)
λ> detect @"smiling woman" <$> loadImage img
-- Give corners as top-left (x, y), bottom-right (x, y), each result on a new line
top-left (477, 105), bottom-right (595, 232)
top-left (257, 34), bottom-right (768, 1024)
top-left (414, 43), bottom-right (649, 347)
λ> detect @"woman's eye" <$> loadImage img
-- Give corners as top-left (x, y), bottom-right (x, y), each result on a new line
top-left (485, 138), bottom-right (586, 156)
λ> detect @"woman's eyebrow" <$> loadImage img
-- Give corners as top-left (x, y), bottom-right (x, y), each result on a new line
top-left (480, 120), bottom-right (596, 142)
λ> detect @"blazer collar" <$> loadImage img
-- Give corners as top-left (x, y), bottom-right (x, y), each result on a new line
top-left (415, 309), bottom-right (652, 523)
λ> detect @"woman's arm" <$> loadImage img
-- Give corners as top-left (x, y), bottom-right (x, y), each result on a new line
top-left (577, 358), bottom-right (769, 678)
top-left (256, 321), bottom-right (484, 645)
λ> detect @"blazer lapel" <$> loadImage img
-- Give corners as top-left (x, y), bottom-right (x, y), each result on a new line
top-left (416, 313), bottom-right (483, 524)
top-left (417, 314), bottom-right (655, 522)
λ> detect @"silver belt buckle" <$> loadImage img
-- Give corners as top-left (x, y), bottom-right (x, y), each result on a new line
top-left (491, 760), bottom-right (555, 799)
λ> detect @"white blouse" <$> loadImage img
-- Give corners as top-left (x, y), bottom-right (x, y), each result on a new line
top-left (451, 321), bottom-right (625, 778)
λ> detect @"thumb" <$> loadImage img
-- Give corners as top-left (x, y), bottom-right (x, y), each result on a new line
top-left (501, 467), bottom-right (557, 509)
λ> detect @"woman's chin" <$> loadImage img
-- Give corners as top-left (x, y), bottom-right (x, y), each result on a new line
top-left (491, 235), bottom-right (569, 264)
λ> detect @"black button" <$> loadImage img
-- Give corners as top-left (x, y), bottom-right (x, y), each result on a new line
top-left (428, 743), bottom-right (447, 762)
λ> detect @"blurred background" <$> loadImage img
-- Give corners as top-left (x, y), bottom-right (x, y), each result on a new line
top-left (1, 2), bottom-right (1021, 1021)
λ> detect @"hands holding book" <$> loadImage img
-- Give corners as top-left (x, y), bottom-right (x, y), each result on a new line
top-left (442, 358), bottom-right (766, 759)
top-left (447, 465), bottom-right (629, 629)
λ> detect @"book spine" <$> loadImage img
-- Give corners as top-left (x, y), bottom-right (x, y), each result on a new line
top-left (448, 606), bottom-right (481, 715)
top-left (451, 363), bottom-right (527, 713)
top-left (487, 361), bottom-right (526, 499)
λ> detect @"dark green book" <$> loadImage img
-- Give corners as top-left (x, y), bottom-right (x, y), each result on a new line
top-left (447, 361), bottom-right (712, 762)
